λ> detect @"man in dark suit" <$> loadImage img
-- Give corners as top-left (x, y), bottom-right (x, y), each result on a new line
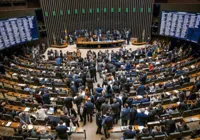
top-left (64, 97), bottom-right (73, 114)
top-left (123, 125), bottom-right (136, 139)
top-left (86, 77), bottom-right (94, 93)
top-left (96, 112), bottom-right (103, 134)
top-left (136, 83), bottom-right (146, 96)
top-left (111, 99), bottom-right (120, 124)
top-left (71, 82), bottom-right (77, 97)
top-left (85, 98), bottom-right (94, 123)
top-left (96, 93), bottom-right (105, 111)
top-left (42, 92), bottom-right (51, 104)
top-left (90, 65), bottom-right (97, 82)
top-left (165, 116), bottom-right (176, 134)
top-left (101, 100), bottom-right (111, 115)
top-left (136, 109), bottom-right (148, 126)
top-left (121, 103), bottom-right (130, 126)
top-left (56, 120), bottom-right (68, 139)
top-left (102, 113), bottom-right (113, 139)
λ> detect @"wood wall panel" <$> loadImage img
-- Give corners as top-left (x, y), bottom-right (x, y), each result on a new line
top-left (40, 0), bottom-right (154, 44)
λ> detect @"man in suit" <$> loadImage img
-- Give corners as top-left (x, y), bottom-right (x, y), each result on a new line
top-left (71, 82), bottom-right (77, 97)
top-left (165, 116), bottom-right (176, 134)
top-left (101, 100), bottom-right (111, 115)
top-left (136, 109), bottom-right (148, 126)
top-left (129, 105), bottom-right (137, 125)
top-left (96, 112), bottom-right (103, 134)
top-left (64, 97), bottom-right (73, 114)
top-left (102, 113), bottom-right (113, 139)
top-left (111, 99), bottom-right (120, 124)
top-left (42, 92), bottom-right (51, 104)
top-left (90, 65), bottom-right (97, 82)
top-left (56, 120), bottom-right (68, 139)
top-left (121, 103), bottom-right (130, 126)
top-left (136, 83), bottom-right (146, 96)
top-left (96, 93), bottom-right (105, 111)
top-left (85, 98), bottom-right (94, 123)
top-left (123, 125), bottom-right (136, 139)
top-left (86, 77), bottom-right (94, 93)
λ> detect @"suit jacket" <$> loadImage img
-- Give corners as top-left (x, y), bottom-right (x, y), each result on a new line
top-left (85, 101), bottom-right (94, 114)
top-left (56, 124), bottom-right (68, 133)
top-left (136, 112), bottom-right (148, 126)
top-left (42, 93), bottom-right (51, 104)
top-left (123, 130), bottom-right (136, 139)
top-left (121, 107), bottom-right (130, 120)
top-left (137, 85), bottom-right (146, 95)
top-left (166, 119), bottom-right (176, 134)
top-left (86, 78), bottom-right (93, 88)
top-left (101, 103), bottom-right (111, 114)
top-left (64, 97), bottom-right (73, 108)
top-left (111, 102), bottom-right (120, 114)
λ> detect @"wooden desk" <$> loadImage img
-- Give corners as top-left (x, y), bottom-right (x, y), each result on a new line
top-left (0, 120), bottom-right (20, 129)
top-left (4, 105), bottom-right (28, 112)
top-left (6, 92), bottom-right (30, 99)
top-left (183, 114), bottom-right (200, 123)
top-left (108, 125), bottom-right (139, 133)
top-left (77, 40), bottom-right (125, 48)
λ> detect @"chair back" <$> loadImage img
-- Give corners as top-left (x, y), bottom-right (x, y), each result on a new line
top-left (154, 134), bottom-right (166, 140)
top-left (12, 136), bottom-right (24, 140)
top-left (168, 132), bottom-right (180, 139)
top-left (181, 130), bottom-right (192, 137)
top-left (182, 110), bottom-right (192, 117)
top-left (141, 136), bottom-right (152, 140)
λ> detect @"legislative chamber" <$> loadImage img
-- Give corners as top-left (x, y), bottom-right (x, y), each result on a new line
top-left (0, 0), bottom-right (200, 140)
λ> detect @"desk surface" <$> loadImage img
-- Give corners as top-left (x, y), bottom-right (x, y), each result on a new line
top-left (183, 114), bottom-right (200, 123)
top-left (77, 40), bottom-right (125, 45)
top-left (108, 125), bottom-right (139, 133)
top-left (0, 120), bottom-right (20, 129)
top-left (4, 105), bottom-right (27, 112)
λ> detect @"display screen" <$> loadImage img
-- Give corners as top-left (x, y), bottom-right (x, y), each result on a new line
top-left (159, 11), bottom-right (200, 43)
top-left (0, 16), bottom-right (39, 50)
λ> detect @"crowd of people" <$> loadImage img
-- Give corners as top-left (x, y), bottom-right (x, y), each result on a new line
top-left (0, 39), bottom-right (200, 140)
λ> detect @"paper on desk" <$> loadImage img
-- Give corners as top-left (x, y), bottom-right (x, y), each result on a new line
top-left (24, 107), bottom-right (30, 112)
top-left (67, 127), bottom-right (71, 132)
top-left (165, 92), bottom-right (171, 96)
top-left (137, 95), bottom-right (143, 99)
top-left (50, 97), bottom-right (55, 101)
top-left (137, 109), bottom-right (141, 113)
top-left (191, 65), bottom-right (195, 69)
top-left (6, 122), bottom-right (12, 127)
top-left (174, 90), bottom-right (179, 93)
top-left (138, 126), bottom-right (144, 130)
top-left (18, 84), bottom-right (26, 87)
top-left (12, 73), bottom-right (18, 76)
top-left (74, 96), bottom-right (77, 100)
top-left (33, 86), bottom-right (37, 89)
top-left (144, 110), bottom-right (149, 115)
top-left (192, 117), bottom-right (200, 121)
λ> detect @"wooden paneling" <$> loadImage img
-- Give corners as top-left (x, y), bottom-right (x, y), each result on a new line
top-left (40, 0), bottom-right (154, 44)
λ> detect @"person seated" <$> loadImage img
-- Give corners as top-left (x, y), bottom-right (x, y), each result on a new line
top-left (19, 112), bottom-right (32, 125)
top-left (138, 128), bottom-right (150, 138)
top-left (36, 106), bottom-right (48, 120)
top-left (123, 125), bottom-right (136, 139)
top-left (151, 127), bottom-right (164, 136)
top-left (177, 122), bottom-right (189, 132)
top-left (56, 120), bottom-right (69, 139)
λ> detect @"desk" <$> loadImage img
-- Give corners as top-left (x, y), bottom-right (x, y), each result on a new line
top-left (4, 105), bottom-right (29, 112)
top-left (183, 114), bottom-right (200, 123)
top-left (0, 120), bottom-right (20, 129)
top-left (6, 92), bottom-right (30, 99)
top-left (77, 40), bottom-right (125, 48)
top-left (108, 125), bottom-right (139, 133)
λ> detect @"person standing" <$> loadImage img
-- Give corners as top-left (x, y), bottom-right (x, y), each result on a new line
top-left (96, 112), bottom-right (103, 135)
top-left (121, 103), bottom-right (130, 126)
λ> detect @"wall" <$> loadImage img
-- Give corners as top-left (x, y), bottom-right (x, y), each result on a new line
top-left (160, 4), bottom-right (200, 13)
top-left (0, 9), bottom-right (35, 19)
top-left (40, 0), bottom-right (154, 44)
